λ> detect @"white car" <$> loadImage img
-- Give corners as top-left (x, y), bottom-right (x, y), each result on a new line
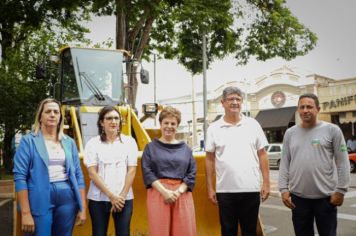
top-left (265, 143), bottom-right (283, 169)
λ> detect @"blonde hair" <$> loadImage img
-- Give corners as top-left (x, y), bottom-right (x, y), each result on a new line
top-left (33, 98), bottom-right (64, 140)
top-left (159, 106), bottom-right (181, 125)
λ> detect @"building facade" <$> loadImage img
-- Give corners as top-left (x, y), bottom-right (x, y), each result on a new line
top-left (158, 66), bottom-right (356, 145)
top-left (207, 66), bottom-right (337, 142)
top-left (318, 77), bottom-right (356, 140)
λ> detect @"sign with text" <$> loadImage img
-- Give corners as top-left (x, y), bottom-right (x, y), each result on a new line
top-left (322, 95), bottom-right (356, 110)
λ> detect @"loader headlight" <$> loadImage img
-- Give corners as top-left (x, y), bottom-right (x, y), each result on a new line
top-left (142, 103), bottom-right (158, 115)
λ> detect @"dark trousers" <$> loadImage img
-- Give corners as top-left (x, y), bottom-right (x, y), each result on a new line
top-left (291, 194), bottom-right (337, 236)
top-left (216, 192), bottom-right (260, 236)
top-left (88, 199), bottom-right (133, 236)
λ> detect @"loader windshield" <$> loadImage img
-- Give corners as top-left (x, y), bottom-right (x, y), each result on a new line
top-left (62, 48), bottom-right (124, 104)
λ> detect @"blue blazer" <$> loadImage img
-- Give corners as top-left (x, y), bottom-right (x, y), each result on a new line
top-left (13, 130), bottom-right (85, 216)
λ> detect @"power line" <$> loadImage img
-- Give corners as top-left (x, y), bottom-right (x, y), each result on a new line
top-left (160, 100), bottom-right (204, 105)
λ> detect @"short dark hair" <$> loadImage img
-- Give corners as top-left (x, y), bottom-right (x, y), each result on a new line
top-left (222, 86), bottom-right (244, 100)
top-left (97, 106), bottom-right (122, 142)
top-left (298, 93), bottom-right (320, 108)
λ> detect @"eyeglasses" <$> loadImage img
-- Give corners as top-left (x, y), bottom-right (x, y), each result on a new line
top-left (104, 116), bottom-right (120, 121)
top-left (225, 97), bottom-right (242, 103)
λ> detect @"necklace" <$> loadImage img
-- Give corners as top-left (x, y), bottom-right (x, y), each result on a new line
top-left (44, 139), bottom-right (62, 154)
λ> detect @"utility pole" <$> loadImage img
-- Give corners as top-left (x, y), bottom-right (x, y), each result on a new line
top-left (202, 34), bottom-right (208, 147)
top-left (191, 75), bottom-right (197, 148)
top-left (153, 54), bottom-right (157, 126)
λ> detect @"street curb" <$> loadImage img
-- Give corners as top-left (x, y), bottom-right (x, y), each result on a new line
top-left (0, 180), bottom-right (14, 199)
top-left (0, 193), bottom-right (14, 199)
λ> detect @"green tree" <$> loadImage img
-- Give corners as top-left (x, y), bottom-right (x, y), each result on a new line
top-left (0, 0), bottom-right (92, 172)
top-left (0, 43), bottom-right (48, 172)
top-left (0, 25), bottom-right (91, 172)
top-left (90, 0), bottom-right (317, 106)
top-left (0, 0), bottom-right (91, 59)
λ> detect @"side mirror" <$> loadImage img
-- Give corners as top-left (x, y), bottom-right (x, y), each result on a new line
top-left (35, 64), bottom-right (46, 79)
top-left (140, 68), bottom-right (149, 84)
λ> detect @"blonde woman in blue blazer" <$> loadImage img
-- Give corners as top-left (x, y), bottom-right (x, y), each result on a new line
top-left (13, 98), bottom-right (86, 236)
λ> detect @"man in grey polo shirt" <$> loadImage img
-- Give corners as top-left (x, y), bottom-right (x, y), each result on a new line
top-left (279, 93), bottom-right (350, 236)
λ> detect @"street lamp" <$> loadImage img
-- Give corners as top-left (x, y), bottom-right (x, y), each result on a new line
top-left (202, 34), bottom-right (208, 147)
top-left (244, 78), bottom-right (250, 117)
top-left (153, 53), bottom-right (157, 125)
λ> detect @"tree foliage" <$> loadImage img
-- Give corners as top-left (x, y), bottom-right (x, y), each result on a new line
top-left (0, 33), bottom-right (48, 171)
top-left (0, 0), bottom-right (92, 172)
top-left (0, 25), bottom-right (91, 171)
top-left (0, 0), bottom-right (318, 171)
top-left (0, 0), bottom-right (91, 59)
top-left (236, 0), bottom-right (317, 63)
top-left (90, 0), bottom-right (317, 106)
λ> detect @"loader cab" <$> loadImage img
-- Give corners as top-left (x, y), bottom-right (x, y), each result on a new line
top-left (56, 47), bottom-right (125, 106)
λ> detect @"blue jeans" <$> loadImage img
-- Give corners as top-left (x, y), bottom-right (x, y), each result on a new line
top-left (29, 181), bottom-right (79, 236)
top-left (291, 194), bottom-right (337, 236)
top-left (216, 192), bottom-right (260, 236)
top-left (88, 199), bottom-right (133, 236)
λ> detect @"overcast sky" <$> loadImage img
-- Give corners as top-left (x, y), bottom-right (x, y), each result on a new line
top-left (85, 0), bottom-right (356, 106)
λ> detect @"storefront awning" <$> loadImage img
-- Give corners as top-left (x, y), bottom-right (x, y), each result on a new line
top-left (339, 112), bottom-right (356, 124)
top-left (255, 106), bottom-right (297, 129)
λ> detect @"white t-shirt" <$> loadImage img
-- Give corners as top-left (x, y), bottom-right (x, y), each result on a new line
top-left (47, 146), bottom-right (68, 182)
top-left (205, 115), bottom-right (268, 192)
top-left (84, 135), bottom-right (138, 201)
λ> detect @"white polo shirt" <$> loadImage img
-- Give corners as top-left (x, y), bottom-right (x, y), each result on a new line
top-left (205, 115), bottom-right (268, 192)
top-left (84, 135), bottom-right (138, 201)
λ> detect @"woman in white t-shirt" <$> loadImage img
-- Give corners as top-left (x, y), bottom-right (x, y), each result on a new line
top-left (84, 106), bottom-right (138, 236)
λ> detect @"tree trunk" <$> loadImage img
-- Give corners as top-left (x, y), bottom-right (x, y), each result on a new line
top-left (3, 126), bottom-right (15, 173)
top-left (127, 64), bottom-right (138, 107)
top-left (0, 31), bottom-right (12, 61)
top-left (127, 17), bottom-right (154, 108)
top-left (115, 1), bottom-right (155, 107)
top-left (116, 0), bottom-right (126, 50)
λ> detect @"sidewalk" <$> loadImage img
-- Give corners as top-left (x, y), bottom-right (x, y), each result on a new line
top-left (0, 180), bottom-right (14, 199)
top-left (0, 180), bottom-right (14, 236)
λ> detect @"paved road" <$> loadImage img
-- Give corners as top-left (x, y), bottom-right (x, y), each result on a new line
top-left (2, 171), bottom-right (355, 236)
top-left (261, 170), bottom-right (356, 236)
top-left (0, 198), bottom-right (13, 236)
top-left (261, 194), bottom-right (356, 236)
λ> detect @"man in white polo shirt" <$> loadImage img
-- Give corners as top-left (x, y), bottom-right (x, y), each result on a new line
top-left (205, 86), bottom-right (270, 236)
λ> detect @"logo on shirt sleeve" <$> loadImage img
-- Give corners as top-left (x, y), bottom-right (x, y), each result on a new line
top-left (340, 144), bottom-right (348, 152)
